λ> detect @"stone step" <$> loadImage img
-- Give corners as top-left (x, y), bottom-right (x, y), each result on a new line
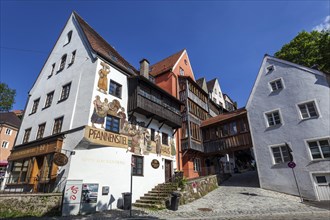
top-left (133, 202), bottom-right (165, 209)
top-left (145, 192), bottom-right (171, 197)
top-left (135, 199), bottom-right (165, 205)
top-left (149, 189), bottom-right (176, 193)
top-left (154, 186), bottom-right (178, 190)
top-left (140, 196), bottom-right (167, 201)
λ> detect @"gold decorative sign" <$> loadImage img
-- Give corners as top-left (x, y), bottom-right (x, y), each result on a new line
top-left (53, 153), bottom-right (68, 166)
top-left (8, 141), bottom-right (59, 161)
top-left (151, 159), bottom-right (160, 169)
top-left (84, 126), bottom-right (128, 148)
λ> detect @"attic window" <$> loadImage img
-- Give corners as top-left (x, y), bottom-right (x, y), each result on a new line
top-left (110, 54), bottom-right (118, 62)
top-left (266, 65), bottom-right (275, 73)
top-left (64, 31), bottom-right (73, 46)
top-left (184, 59), bottom-right (188, 65)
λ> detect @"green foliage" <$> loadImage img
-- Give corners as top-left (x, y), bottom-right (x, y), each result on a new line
top-left (0, 82), bottom-right (16, 112)
top-left (274, 30), bottom-right (330, 73)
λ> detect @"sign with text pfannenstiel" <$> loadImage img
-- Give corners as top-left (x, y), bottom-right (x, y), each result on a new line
top-left (84, 126), bottom-right (128, 148)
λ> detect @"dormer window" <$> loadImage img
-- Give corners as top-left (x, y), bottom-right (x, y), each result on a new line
top-left (64, 31), bottom-right (72, 46)
top-left (266, 65), bottom-right (275, 73)
top-left (58, 54), bottom-right (67, 72)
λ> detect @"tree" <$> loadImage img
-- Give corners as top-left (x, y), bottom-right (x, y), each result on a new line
top-left (274, 30), bottom-right (330, 73)
top-left (0, 83), bottom-right (16, 112)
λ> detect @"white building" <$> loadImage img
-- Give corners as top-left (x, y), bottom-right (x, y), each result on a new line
top-left (246, 55), bottom-right (330, 201)
top-left (206, 78), bottom-right (225, 108)
top-left (5, 12), bottom-right (182, 213)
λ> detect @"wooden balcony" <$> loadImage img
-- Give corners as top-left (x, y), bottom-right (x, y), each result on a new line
top-left (181, 138), bottom-right (204, 152)
top-left (128, 76), bottom-right (182, 129)
top-left (203, 132), bottom-right (252, 154)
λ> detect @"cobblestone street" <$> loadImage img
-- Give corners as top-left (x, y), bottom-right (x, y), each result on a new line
top-left (24, 171), bottom-right (330, 219)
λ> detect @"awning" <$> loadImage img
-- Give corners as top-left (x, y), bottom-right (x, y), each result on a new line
top-left (0, 161), bottom-right (8, 166)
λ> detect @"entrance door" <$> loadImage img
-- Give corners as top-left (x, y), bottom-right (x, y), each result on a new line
top-left (165, 160), bottom-right (172, 182)
top-left (313, 173), bottom-right (330, 201)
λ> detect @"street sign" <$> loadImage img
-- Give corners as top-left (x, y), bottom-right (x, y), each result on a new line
top-left (288, 161), bottom-right (296, 168)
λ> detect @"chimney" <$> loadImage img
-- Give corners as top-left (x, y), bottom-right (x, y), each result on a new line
top-left (139, 58), bottom-right (150, 79)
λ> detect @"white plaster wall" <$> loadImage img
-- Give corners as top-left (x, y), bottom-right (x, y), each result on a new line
top-left (247, 58), bottom-right (330, 200)
top-left (210, 79), bottom-right (225, 107)
top-left (16, 14), bottom-right (97, 144)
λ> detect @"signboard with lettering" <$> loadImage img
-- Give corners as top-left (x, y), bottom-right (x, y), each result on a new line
top-left (151, 159), bottom-right (160, 169)
top-left (53, 153), bottom-right (69, 166)
top-left (84, 126), bottom-right (128, 148)
top-left (62, 180), bottom-right (83, 216)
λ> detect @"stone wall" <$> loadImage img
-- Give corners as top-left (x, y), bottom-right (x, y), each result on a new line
top-left (179, 175), bottom-right (218, 205)
top-left (0, 193), bottom-right (62, 218)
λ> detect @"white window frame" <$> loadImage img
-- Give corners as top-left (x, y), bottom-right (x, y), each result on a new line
top-left (193, 158), bottom-right (201, 172)
top-left (5, 128), bottom-right (12, 135)
top-left (264, 109), bottom-right (283, 127)
top-left (296, 99), bottom-right (320, 120)
top-left (2, 141), bottom-right (9, 148)
top-left (268, 77), bottom-right (284, 92)
top-left (269, 143), bottom-right (292, 165)
top-left (305, 136), bottom-right (330, 160)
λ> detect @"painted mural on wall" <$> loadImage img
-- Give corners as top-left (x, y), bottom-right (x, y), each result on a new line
top-left (89, 96), bottom-right (173, 157)
top-left (97, 62), bottom-right (110, 94)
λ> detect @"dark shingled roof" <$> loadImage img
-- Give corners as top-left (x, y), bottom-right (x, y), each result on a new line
top-left (73, 12), bottom-right (137, 75)
top-left (201, 108), bottom-right (246, 127)
top-left (0, 112), bottom-right (21, 128)
top-left (196, 78), bottom-right (205, 88)
top-left (149, 49), bottom-right (185, 76)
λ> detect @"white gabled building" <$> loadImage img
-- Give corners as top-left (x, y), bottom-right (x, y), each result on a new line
top-left (5, 12), bottom-right (182, 214)
top-left (206, 78), bottom-right (225, 109)
top-left (246, 55), bottom-right (330, 201)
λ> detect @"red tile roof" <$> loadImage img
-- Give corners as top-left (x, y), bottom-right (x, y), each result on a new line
top-left (0, 112), bottom-right (21, 128)
top-left (149, 49), bottom-right (185, 76)
top-left (201, 108), bottom-right (246, 127)
top-left (73, 12), bottom-right (137, 74)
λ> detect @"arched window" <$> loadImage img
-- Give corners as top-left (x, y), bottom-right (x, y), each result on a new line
top-left (64, 31), bottom-right (73, 45)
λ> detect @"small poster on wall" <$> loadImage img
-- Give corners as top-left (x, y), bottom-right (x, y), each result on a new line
top-left (82, 183), bottom-right (99, 203)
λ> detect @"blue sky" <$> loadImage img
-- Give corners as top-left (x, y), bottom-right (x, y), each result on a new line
top-left (1, 0), bottom-right (329, 110)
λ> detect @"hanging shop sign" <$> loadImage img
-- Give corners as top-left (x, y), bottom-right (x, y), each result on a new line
top-left (151, 159), bottom-right (160, 169)
top-left (84, 126), bottom-right (128, 148)
top-left (53, 152), bottom-right (69, 166)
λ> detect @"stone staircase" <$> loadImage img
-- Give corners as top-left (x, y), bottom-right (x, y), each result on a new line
top-left (133, 182), bottom-right (178, 209)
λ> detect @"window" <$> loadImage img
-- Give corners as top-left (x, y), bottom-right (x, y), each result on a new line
top-left (150, 128), bottom-right (155, 141)
top-left (44, 91), bottom-right (54, 108)
top-left (229, 122), bottom-right (237, 135)
top-left (2, 141), bottom-right (9, 148)
top-left (105, 115), bottom-right (120, 133)
top-left (109, 80), bottom-right (122, 98)
top-left (269, 79), bottom-right (283, 91)
top-left (132, 155), bottom-right (143, 176)
top-left (52, 117), bottom-right (63, 134)
top-left (59, 83), bottom-right (71, 101)
top-left (5, 128), bottom-right (12, 135)
top-left (316, 176), bottom-right (327, 184)
top-left (69, 50), bottom-right (76, 65)
top-left (9, 159), bottom-right (32, 183)
top-left (31, 98), bottom-right (40, 114)
top-left (162, 132), bottom-right (168, 145)
top-left (49, 63), bottom-right (55, 78)
top-left (36, 123), bottom-right (46, 139)
top-left (179, 67), bottom-right (185, 76)
top-left (58, 54), bottom-right (67, 72)
top-left (266, 110), bottom-right (281, 127)
top-left (298, 101), bottom-right (318, 119)
top-left (23, 128), bottom-right (31, 143)
top-left (64, 30), bottom-right (72, 45)
top-left (184, 59), bottom-right (188, 65)
top-left (271, 145), bottom-right (291, 164)
top-left (266, 65), bottom-right (274, 73)
top-left (308, 139), bottom-right (330, 160)
top-left (193, 158), bottom-right (201, 172)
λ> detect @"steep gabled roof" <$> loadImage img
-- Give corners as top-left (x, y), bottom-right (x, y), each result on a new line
top-left (73, 12), bottom-right (137, 75)
top-left (196, 77), bottom-right (208, 93)
top-left (0, 112), bottom-right (21, 129)
top-left (149, 49), bottom-right (185, 76)
top-left (201, 108), bottom-right (246, 127)
top-left (206, 78), bottom-right (217, 91)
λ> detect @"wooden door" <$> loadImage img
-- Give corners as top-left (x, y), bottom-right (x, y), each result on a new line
top-left (165, 160), bottom-right (172, 182)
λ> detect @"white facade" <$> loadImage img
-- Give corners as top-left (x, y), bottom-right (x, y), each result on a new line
top-left (246, 55), bottom-right (330, 201)
top-left (6, 12), bottom-right (178, 213)
top-left (207, 79), bottom-right (225, 108)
